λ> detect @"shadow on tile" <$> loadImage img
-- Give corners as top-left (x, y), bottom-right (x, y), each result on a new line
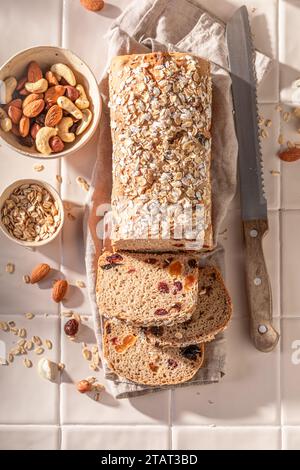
top-left (62, 285), bottom-right (85, 309)
top-left (96, 3), bottom-right (122, 19)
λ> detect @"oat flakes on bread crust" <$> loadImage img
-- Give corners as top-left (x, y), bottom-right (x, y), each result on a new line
top-left (103, 319), bottom-right (205, 386)
top-left (109, 52), bottom-right (213, 252)
top-left (146, 266), bottom-right (232, 347)
top-left (96, 251), bottom-right (199, 327)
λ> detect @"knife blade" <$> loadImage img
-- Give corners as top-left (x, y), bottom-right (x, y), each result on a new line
top-left (226, 6), bottom-right (279, 352)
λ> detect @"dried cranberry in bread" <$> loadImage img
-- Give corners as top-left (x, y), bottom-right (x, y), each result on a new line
top-left (103, 319), bottom-right (205, 386)
top-left (109, 52), bottom-right (212, 252)
top-left (146, 266), bottom-right (232, 347)
top-left (96, 251), bottom-right (199, 326)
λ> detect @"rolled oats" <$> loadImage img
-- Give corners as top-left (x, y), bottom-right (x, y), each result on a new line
top-left (1, 183), bottom-right (61, 243)
top-left (5, 262), bottom-right (15, 274)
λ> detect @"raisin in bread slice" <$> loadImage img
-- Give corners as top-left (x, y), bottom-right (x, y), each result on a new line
top-left (103, 319), bottom-right (205, 386)
top-left (96, 251), bottom-right (199, 327)
top-left (146, 266), bottom-right (232, 347)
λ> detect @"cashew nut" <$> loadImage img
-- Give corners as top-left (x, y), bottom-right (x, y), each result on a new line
top-left (50, 63), bottom-right (76, 86)
top-left (57, 96), bottom-right (82, 120)
top-left (75, 84), bottom-right (89, 110)
top-left (25, 78), bottom-right (48, 94)
top-left (76, 109), bottom-right (93, 135)
top-left (56, 117), bottom-right (75, 143)
top-left (35, 126), bottom-right (58, 155)
top-left (0, 108), bottom-right (12, 132)
top-left (1, 77), bottom-right (17, 104)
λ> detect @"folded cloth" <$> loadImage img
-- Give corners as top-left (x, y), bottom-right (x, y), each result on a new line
top-left (84, 0), bottom-right (271, 398)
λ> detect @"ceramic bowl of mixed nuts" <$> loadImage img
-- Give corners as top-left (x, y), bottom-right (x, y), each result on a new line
top-left (0, 46), bottom-right (101, 158)
top-left (0, 179), bottom-right (64, 247)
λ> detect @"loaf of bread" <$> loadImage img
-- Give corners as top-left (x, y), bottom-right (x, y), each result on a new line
top-left (103, 319), bottom-right (205, 386)
top-left (146, 266), bottom-right (232, 348)
top-left (96, 251), bottom-right (199, 326)
top-left (109, 52), bottom-right (212, 252)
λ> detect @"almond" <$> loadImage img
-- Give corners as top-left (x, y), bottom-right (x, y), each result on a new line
top-left (8, 105), bottom-right (22, 124)
top-left (19, 116), bottom-right (30, 137)
top-left (45, 71), bottom-right (59, 86)
top-left (27, 61), bottom-right (43, 83)
top-left (23, 98), bottom-right (45, 118)
top-left (30, 263), bottom-right (51, 284)
top-left (22, 93), bottom-right (43, 109)
top-left (5, 98), bottom-right (22, 110)
top-left (30, 122), bottom-right (42, 140)
top-left (16, 76), bottom-right (27, 91)
top-left (45, 85), bottom-right (65, 106)
top-left (52, 279), bottom-right (68, 303)
top-left (64, 85), bottom-right (80, 102)
top-left (80, 0), bottom-right (104, 11)
top-left (45, 104), bottom-right (63, 127)
top-left (278, 148), bottom-right (300, 162)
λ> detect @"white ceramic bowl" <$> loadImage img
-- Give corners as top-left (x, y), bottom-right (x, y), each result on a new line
top-left (0, 46), bottom-right (101, 159)
top-left (0, 179), bottom-right (64, 247)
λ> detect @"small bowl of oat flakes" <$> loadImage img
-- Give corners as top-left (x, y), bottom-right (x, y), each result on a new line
top-left (0, 179), bottom-right (64, 247)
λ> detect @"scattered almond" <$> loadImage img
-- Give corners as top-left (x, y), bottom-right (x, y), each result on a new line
top-left (27, 61), bottom-right (43, 83)
top-left (278, 147), bottom-right (300, 162)
top-left (80, 0), bottom-right (104, 11)
top-left (30, 263), bottom-right (51, 284)
top-left (52, 279), bottom-right (68, 303)
top-left (45, 104), bottom-right (63, 127)
top-left (23, 98), bottom-right (45, 118)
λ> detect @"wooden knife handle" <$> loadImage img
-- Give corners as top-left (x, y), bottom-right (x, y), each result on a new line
top-left (243, 219), bottom-right (280, 352)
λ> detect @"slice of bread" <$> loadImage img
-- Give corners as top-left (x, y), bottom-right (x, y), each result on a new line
top-left (96, 251), bottom-right (199, 327)
top-left (103, 319), bottom-right (205, 386)
top-left (146, 266), bottom-right (232, 347)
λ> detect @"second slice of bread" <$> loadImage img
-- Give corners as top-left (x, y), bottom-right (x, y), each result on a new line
top-left (97, 251), bottom-right (199, 327)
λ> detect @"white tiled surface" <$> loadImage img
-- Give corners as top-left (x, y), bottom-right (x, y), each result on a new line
top-left (1, 0), bottom-right (300, 450)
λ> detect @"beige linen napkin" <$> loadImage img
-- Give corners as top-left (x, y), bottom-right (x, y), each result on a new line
top-left (84, 0), bottom-right (271, 398)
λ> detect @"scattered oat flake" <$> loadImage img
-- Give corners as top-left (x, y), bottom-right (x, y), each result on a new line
top-left (82, 348), bottom-right (92, 361)
top-left (56, 175), bottom-right (62, 184)
top-left (76, 280), bottom-right (86, 288)
top-left (35, 347), bottom-right (44, 355)
top-left (6, 263), bottom-right (15, 274)
top-left (260, 129), bottom-right (268, 139)
top-left (18, 328), bottom-right (27, 338)
top-left (33, 336), bottom-right (42, 346)
top-left (278, 134), bottom-right (284, 145)
top-left (25, 312), bottom-right (34, 320)
top-left (0, 321), bottom-right (9, 331)
top-left (33, 164), bottom-right (44, 172)
top-left (62, 311), bottom-right (73, 318)
top-left (92, 345), bottom-right (98, 354)
top-left (287, 140), bottom-right (294, 149)
top-left (283, 111), bottom-right (291, 122)
top-left (67, 212), bottom-right (76, 221)
top-left (265, 119), bottom-right (272, 128)
top-left (17, 339), bottom-right (26, 347)
top-left (89, 363), bottom-right (98, 371)
top-left (8, 353), bottom-right (14, 363)
top-left (81, 342), bottom-right (87, 348)
top-left (275, 104), bottom-right (282, 112)
top-left (45, 339), bottom-right (52, 350)
top-left (23, 274), bottom-right (30, 284)
top-left (270, 170), bottom-right (280, 176)
top-left (9, 321), bottom-right (15, 327)
top-left (24, 358), bottom-right (32, 368)
top-left (58, 362), bottom-right (65, 371)
top-left (76, 176), bottom-right (90, 192)
top-left (25, 340), bottom-right (33, 350)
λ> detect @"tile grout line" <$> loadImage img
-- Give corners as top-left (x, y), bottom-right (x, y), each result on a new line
top-left (277, 0), bottom-right (283, 451)
top-left (57, 0), bottom-right (66, 452)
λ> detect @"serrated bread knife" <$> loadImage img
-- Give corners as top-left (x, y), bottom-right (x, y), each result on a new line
top-left (226, 6), bottom-right (279, 352)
